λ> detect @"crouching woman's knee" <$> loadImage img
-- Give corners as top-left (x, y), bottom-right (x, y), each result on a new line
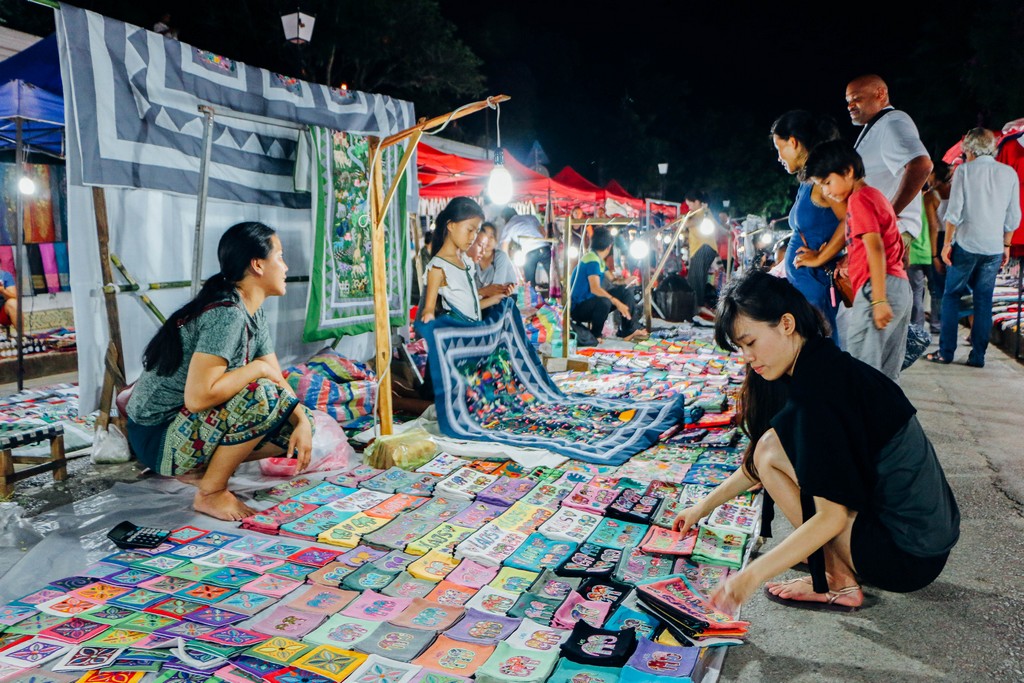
top-left (752, 428), bottom-right (788, 474)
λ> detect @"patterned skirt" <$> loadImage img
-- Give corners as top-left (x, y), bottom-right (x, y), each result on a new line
top-left (156, 379), bottom-right (312, 476)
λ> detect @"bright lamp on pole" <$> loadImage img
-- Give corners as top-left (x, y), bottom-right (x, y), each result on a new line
top-left (17, 176), bottom-right (36, 195)
top-left (629, 239), bottom-right (650, 260)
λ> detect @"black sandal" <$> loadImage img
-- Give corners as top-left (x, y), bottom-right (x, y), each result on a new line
top-left (925, 352), bottom-right (952, 364)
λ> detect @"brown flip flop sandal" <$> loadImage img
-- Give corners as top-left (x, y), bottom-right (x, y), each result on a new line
top-left (763, 584), bottom-right (863, 613)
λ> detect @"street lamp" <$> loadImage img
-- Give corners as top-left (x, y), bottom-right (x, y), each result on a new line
top-left (281, 7), bottom-right (315, 78)
top-left (657, 162), bottom-right (668, 199)
top-left (281, 8), bottom-right (315, 44)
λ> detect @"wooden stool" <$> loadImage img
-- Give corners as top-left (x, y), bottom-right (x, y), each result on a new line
top-left (0, 423), bottom-right (67, 498)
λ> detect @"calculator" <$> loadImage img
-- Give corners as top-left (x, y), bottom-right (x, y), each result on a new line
top-left (107, 521), bottom-right (171, 549)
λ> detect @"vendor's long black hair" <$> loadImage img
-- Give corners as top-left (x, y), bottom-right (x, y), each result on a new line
top-left (714, 270), bottom-right (828, 480)
top-left (142, 222), bottom-right (276, 376)
top-left (430, 197), bottom-right (485, 257)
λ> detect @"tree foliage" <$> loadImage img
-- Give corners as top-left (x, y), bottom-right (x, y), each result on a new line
top-left (0, 0), bottom-right (484, 117)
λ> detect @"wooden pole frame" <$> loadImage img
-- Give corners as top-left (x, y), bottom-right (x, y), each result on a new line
top-left (368, 95), bottom-right (510, 435)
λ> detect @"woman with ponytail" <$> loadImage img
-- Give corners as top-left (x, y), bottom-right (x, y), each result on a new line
top-left (674, 271), bottom-right (959, 613)
top-left (126, 222), bottom-right (313, 521)
top-left (770, 111), bottom-right (846, 345)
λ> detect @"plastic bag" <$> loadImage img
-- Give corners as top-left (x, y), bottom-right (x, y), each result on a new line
top-left (92, 423), bottom-right (131, 464)
top-left (259, 410), bottom-right (355, 477)
top-left (365, 426), bottom-right (438, 471)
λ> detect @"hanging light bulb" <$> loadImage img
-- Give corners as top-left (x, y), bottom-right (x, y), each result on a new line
top-left (488, 150), bottom-right (514, 205)
top-left (610, 227), bottom-right (619, 236)
top-left (18, 176), bottom-right (36, 195)
top-left (699, 217), bottom-right (715, 236)
top-left (568, 245), bottom-right (580, 259)
top-left (629, 239), bottom-right (650, 259)
top-left (486, 102), bottom-right (514, 204)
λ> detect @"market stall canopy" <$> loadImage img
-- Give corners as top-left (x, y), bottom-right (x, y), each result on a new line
top-left (604, 179), bottom-right (645, 214)
top-left (553, 166), bottom-right (602, 194)
top-left (418, 142), bottom-right (596, 203)
top-left (0, 34), bottom-right (64, 157)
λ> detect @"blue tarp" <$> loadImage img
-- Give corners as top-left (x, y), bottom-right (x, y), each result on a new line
top-left (0, 34), bottom-right (64, 157)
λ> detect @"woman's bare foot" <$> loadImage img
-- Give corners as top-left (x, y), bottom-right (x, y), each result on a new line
top-left (193, 489), bottom-right (256, 521)
top-left (765, 576), bottom-right (864, 608)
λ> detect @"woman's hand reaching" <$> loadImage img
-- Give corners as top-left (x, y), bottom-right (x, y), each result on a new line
top-left (672, 506), bottom-right (704, 535)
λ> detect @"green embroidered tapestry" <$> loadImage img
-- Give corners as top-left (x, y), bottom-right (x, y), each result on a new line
top-left (304, 127), bottom-right (410, 340)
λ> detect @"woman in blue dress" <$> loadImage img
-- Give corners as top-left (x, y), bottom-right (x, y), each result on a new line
top-left (770, 111), bottom-right (846, 345)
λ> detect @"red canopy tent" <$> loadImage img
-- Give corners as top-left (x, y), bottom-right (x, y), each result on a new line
top-left (603, 179), bottom-right (646, 214)
top-left (417, 143), bottom-right (595, 204)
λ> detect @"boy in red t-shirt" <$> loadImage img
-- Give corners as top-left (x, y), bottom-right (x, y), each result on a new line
top-left (806, 140), bottom-right (911, 381)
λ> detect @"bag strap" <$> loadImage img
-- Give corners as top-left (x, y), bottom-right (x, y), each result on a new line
top-left (854, 107), bottom-right (895, 149)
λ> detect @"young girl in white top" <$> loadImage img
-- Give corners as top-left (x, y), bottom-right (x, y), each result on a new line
top-left (421, 197), bottom-right (507, 323)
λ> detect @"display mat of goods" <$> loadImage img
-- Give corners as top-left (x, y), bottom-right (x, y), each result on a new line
top-left (0, 446), bottom-right (760, 681)
top-left (422, 300), bottom-right (687, 465)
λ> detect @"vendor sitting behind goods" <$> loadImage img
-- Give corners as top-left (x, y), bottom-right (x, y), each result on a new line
top-left (0, 268), bottom-right (16, 336)
top-left (126, 222), bottom-right (314, 522)
top-left (470, 222), bottom-right (518, 298)
top-left (569, 226), bottom-right (644, 340)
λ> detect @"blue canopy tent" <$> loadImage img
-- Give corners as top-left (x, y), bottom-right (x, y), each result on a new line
top-left (0, 34), bottom-right (64, 158)
top-left (0, 33), bottom-right (64, 389)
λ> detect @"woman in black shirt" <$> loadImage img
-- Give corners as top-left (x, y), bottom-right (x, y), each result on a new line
top-left (675, 270), bottom-right (959, 612)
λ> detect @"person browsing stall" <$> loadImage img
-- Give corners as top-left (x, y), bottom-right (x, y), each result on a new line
top-left (674, 271), bottom-right (959, 613)
top-left (126, 222), bottom-right (314, 522)
top-left (770, 111), bottom-right (845, 344)
top-left (928, 128), bottom-right (1021, 367)
top-left (805, 140), bottom-right (911, 381)
top-left (420, 197), bottom-right (509, 324)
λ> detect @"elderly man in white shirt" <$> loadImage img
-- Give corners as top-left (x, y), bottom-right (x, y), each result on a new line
top-left (931, 128), bottom-right (1022, 367)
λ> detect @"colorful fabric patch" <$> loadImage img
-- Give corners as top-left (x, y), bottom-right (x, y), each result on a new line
top-left (244, 636), bottom-right (312, 666)
top-left (51, 644), bottom-right (123, 672)
top-left (389, 597), bottom-right (464, 632)
top-left (199, 626), bottom-right (268, 648)
top-left (462, 586), bottom-right (518, 616)
top-left (339, 591), bottom-right (410, 622)
top-left (354, 623), bottom-right (434, 662)
top-left (0, 634), bottom-right (69, 667)
top-left (250, 606), bottom-right (325, 639)
top-left (216, 591), bottom-right (276, 616)
top-left (305, 615), bottom-right (378, 649)
top-left (242, 574), bottom-right (303, 598)
top-left (284, 586), bottom-right (357, 615)
top-left (290, 645), bottom-right (366, 682)
top-left (411, 635), bottom-right (493, 677)
top-left (38, 618), bottom-right (108, 644)
top-left (505, 617), bottom-right (570, 652)
top-left (443, 607), bottom-right (520, 645)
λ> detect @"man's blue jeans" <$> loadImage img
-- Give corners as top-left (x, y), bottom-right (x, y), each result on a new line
top-left (939, 244), bottom-right (1001, 363)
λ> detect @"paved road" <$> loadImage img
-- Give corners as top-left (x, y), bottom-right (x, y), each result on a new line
top-left (721, 343), bottom-right (1024, 682)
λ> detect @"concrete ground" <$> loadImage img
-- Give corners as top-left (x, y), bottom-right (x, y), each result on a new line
top-left (2, 343), bottom-right (1023, 681)
top-left (721, 341), bottom-right (1024, 683)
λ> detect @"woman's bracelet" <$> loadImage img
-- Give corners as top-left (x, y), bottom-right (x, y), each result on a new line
top-left (870, 299), bottom-right (888, 307)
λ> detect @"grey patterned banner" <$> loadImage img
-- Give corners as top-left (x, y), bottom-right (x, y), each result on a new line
top-left (56, 4), bottom-right (416, 208)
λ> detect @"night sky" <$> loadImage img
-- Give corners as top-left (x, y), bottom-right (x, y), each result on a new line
top-left (434, 0), bottom-right (1010, 212)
